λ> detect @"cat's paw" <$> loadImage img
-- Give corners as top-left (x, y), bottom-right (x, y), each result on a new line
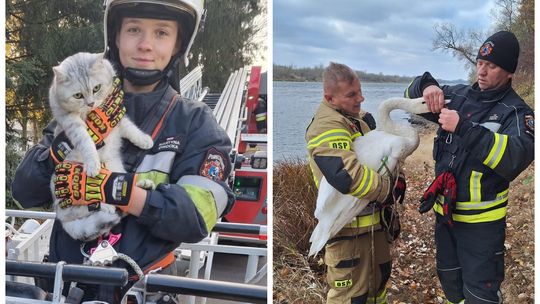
top-left (84, 158), bottom-right (102, 177)
top-left (136, 179), bottom-right (155, 190)
top-left (132, 134), bottom-right (154, 150)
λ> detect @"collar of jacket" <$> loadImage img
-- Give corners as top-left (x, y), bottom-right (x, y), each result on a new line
top-left (124, 80), bottom-right (170, 126)
top-left (322, 98), bottom-right (361, 119)
top-left (467, 80), bottom-right (513, 104)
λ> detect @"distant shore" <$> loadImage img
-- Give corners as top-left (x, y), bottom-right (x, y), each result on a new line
top-left (273, 64), bottom-right (466, 84)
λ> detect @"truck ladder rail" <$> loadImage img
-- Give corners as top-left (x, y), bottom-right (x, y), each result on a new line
top-left (179, 65), bottom-right (204, 100)
top-left (145, 274), bottom-right (267, 304)
top-left (213, 222), bottom-right (267, 236)
top-left (212, 67), bottom-right (249, 142)
top-left (6, 260), bottom-right (128, 286)
top-left (5, 210), bottom-right (267, 236)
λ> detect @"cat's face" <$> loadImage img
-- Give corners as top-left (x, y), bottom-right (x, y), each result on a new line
top-left (52, 53), bottom-right (116, 115)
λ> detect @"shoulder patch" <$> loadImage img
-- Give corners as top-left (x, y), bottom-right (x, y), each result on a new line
top-left (200, 148), bottom-right (230, 181)
top-left (524, 114), bottom-right (534, 137)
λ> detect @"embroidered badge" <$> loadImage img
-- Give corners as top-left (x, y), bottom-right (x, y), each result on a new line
top-left (152, 135), bottom-right (184, 153)
top-left (479, 41), bottom-right (494, 56)
top-left (488, 113), bottom-right (499, 121)
top-left (525, 114), bottom-right (534, 137)
top-left (200, 148), bottom-right (229, 181)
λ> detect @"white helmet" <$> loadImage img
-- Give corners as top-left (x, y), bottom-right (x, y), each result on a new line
top-left (103, 0), bottom-right (204, 87)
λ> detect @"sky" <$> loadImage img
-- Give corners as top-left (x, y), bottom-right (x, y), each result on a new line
top-left (274, 0), bottom-right (501, 80)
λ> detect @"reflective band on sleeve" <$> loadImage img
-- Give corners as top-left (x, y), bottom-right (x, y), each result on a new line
top-left (307, 159), bottom-right (320, 188)
top-left (307, 129), bottom-right (352, 149)
top-left (179, 184), bottom-right (218, 233)
top-left (344, 211), bottom-right (380, 228)
top-left (178, 175), bottom-right (228, 217)
top-left (255, 113), bottom-right (267, 121)
top-left (483, 133), bottom-right (508, 169)
top-left (137, 171), bottom-right (169, 188)
top-left (405, 79), bottom-right (413, 99)
top-left (177, 175), bottom-right (230, 232)
top-left (350, 165), bottom-right (374, 198)
top-left (469, 171), bottom-right (483, 202)
top-left (351, 132), bottom-right (362, 140)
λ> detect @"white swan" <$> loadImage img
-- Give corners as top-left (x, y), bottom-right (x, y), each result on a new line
top-left (308, 97), bottom-right (429, 256)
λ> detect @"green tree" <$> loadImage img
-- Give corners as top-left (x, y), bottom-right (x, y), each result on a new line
top-left (6, 0), bottom-right (104, 146)
top-left (187, 0), bottom-right (266, 92)
top-left (6, 0), bottom-right (104, 207)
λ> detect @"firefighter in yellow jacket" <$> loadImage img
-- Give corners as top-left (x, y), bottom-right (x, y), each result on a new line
top-left (306, 62), bottom-right (405, 304)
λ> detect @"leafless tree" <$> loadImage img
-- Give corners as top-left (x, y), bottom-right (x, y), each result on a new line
top-left (432, 23), bottom-right (484, 75)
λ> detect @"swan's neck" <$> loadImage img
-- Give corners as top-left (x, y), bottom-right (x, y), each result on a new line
top-left (377, 98), bottom-right (419, 140)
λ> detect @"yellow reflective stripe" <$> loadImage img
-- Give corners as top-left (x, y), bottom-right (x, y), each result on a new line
top-left (452, 207), bottom-right (507, 223)
top-left (182, 185), bottom-right (218, 232)
top-left (351, 132), bottom-right (362, 140)
top-left (307, 158), bottom-right (320, 188)
top-left (307, 129), bottom-right (352, 149)
top-left (344, 212), bottom-right (381, 228)
top-left (456, 189), bottom-right (508, 210)
top-left (137, 171), bottom-right (169, 188)
top-left (434, 189), bottom-right (508, 211)
top-left (367, 287), bottom-right (388, 304)
top-left (405, 79), bottom-right (413, 99)
top-left (350, 165), bottom-right (374, 198)
top-left (434, 190), bottom-right (508, 223)
top-left (255, 113), bottom-right (266, 121)
top-left (483, 133), bottom-right (508, 169)
top-left (469, 171), bottom-right (483, 202)
top-left (433, 203), bottom-right (507, 223)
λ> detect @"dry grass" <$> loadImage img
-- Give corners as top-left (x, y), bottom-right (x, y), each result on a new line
top-left (273, 159), bottom-right (327, 303)
top-left (273, 127), bottom-right (534, 303)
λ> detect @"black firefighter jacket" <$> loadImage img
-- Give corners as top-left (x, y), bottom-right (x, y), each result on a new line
top-left (405, 72), bottom-right (534, 223)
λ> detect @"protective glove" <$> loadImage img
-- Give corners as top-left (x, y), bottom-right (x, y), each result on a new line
top-left (440, 172), bottom-right (457, 227)
top-left (419, 171), bottom-right (457, 226)
top-left (382, 172), bottom-right (406, 206)
top-left (49, 78), bottom-right (126, 164)
top-left (86, 77), bottom-right (125, 148)
top-left (53, 162), bottom-right (137, 213)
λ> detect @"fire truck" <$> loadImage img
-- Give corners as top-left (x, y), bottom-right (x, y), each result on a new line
top-left (220, 67), bottom-right (268, 241)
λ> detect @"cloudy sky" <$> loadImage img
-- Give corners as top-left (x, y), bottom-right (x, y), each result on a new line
top-left (274, 0), bottom-right (501, 80)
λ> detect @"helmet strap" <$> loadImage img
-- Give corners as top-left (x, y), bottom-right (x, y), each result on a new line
top-left (123, 68), bottom-right (164, 86)
top-left (112, 46), bottom-right (183, 89)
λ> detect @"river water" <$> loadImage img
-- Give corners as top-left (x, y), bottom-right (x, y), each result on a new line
top-left (273, 81), bottom-right (412, 161)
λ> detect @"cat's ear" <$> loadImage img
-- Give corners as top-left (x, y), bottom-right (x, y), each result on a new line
top-left (52, 66), bottom-right (68, 83)
top-left (90, 57), bottom-right (104, 73)
top-left (91, 57), bottom-right (116, 78)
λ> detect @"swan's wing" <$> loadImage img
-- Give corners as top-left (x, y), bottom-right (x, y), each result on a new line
top-left (328, 198), bottom-right (369, 238)
top-left (314, 177), bottom-right (339, 218)
top-left (310, 178), bottom-right (371, 256)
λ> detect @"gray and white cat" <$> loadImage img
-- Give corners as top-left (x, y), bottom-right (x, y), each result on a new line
top-left (49, 52), bottom-right (153, 242)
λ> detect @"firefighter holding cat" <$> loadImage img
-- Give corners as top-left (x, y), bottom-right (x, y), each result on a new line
top-left (12, 0), bottom-right (234, 301)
